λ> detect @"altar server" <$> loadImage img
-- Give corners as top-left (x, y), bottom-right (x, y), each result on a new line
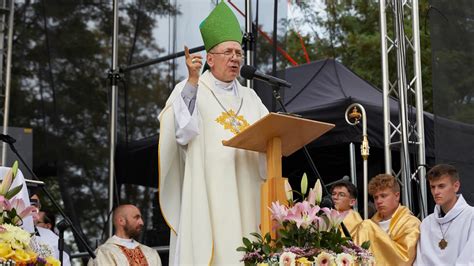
top-left (354, 174), bottom-right (421, 265)
top-left (414, 164), bottom-right (474, 265)
top-left (330, 180), bottom-right (362, 236)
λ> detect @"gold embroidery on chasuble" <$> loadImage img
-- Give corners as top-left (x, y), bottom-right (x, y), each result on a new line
top-left (215, 109), bottom-right (250, 134)
top-left (117, 245), bottom-right (148, 266)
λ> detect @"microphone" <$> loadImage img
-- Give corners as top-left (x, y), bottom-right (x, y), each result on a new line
top-left (325, 175), bottom-right (350, 187)
top-left (0, 134), bottom-right (16, 144)
top-left (240, 65), bottom-right (292, 88)
top-left (320, 195), bottom-right (334, 209)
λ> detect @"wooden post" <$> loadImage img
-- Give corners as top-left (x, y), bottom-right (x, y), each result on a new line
top-left (260, 137), bottom-right (288, 238)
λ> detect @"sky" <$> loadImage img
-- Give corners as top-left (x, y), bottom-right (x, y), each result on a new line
top-left (151, 0), bottom-right (291, 79)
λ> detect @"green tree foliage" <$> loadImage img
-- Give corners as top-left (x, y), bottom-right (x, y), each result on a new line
top-left (429, 0), bottom-right (473, 123)
top-left (257, 0), bottom-right (433, 111)
top-left (9, 0), bottom-right (175, 254)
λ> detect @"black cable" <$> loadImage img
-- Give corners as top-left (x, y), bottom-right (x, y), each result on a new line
top-left (99, 208), bottom-right (116, 244)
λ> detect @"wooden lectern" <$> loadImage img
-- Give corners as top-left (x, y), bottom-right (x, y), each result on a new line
top-left (223, 113), bottom-right (334, 237)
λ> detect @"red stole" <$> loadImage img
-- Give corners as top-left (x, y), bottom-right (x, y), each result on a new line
top-left (117, 245), bottom-right (148, 266)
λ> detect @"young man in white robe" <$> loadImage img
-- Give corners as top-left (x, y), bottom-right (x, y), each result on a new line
top-left (414, 164), bottom-right (474, 265)
top-left (158, 2), bottom-right (269, 265)
top-left (88, 204), bottom-right (161, 266)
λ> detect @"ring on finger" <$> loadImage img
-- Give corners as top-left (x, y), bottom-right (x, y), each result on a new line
top-left (191, 58), bottom-right (197, 63)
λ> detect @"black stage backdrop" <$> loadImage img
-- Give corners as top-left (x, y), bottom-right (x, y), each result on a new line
top-left (429, 0), bottom-right (474, 205)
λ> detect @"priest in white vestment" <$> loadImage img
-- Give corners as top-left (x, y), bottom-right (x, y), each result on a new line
top-left (88, 204), bottom-right (161, 266)
top-left (414, 164), bottom-right (474, 265)
top-left (158, 2), bottom-right (269, 265)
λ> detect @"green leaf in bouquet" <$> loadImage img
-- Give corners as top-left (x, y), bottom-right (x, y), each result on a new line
top-left (262, 244), bottom-right (271, 255)
top-left (5, 184), bottom-right (23, 199)
top-left (361, 240), bottom-right (371, 249)
top-left (264, 232), bottom-right (272, 243)
top-left (250, 232), bottom-right (262, 241)
top-left (291, 190), bottom-right (303, 199)
top-left (278, 228), bottom-right (289, 238)
top-left (242, 237), bottom-right (252, 249)
top-left (236, 246), bottom-right (247, 252)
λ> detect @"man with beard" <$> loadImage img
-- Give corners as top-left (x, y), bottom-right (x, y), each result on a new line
top-left (88, 204), bottom-right (161, 265)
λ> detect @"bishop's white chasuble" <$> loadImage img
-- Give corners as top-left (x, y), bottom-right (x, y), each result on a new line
top-left (159, 71), bottom-right (269, 265)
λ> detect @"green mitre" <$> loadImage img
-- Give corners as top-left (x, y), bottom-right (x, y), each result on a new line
top-left (199, 1), bottom-right (243, 52)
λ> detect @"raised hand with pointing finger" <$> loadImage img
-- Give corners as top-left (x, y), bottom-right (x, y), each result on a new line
top-left (184, 46), bottom-right (202, 87)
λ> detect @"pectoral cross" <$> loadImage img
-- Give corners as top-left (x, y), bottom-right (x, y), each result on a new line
top-left (438, 239), bottom-right (448, 250)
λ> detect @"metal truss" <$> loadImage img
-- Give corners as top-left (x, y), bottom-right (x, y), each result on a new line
top-left (379, 0), bottom-right (428, 218)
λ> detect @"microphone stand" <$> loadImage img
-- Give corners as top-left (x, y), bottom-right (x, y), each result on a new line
top-left (270, 84), bottom-right (352, 238)
top-left (57, 219), bottom-right (69, 265)
top-left (2, 139), bottom-right (96, 259)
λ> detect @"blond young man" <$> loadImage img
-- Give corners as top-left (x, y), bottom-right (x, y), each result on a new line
top-left (414, 164), bottom-right (474, 265)
top-left (330, 180), bottom-right (362, 236)
top-left (354, 174), bottom-right (421, 265)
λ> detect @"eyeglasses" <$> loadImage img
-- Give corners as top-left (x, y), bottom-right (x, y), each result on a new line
top-left (210, 50), bottom-right (245, 60)
top-left (331, 192), bottom-right (348, 198)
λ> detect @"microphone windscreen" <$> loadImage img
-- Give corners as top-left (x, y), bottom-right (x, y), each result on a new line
top-left (240, 65), bottom-right (257, 80)
top-left (320, 196), bottom-right (334, 209)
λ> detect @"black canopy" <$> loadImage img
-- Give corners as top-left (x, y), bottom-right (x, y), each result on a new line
top-left (254, 58), bottom-right (434, 154)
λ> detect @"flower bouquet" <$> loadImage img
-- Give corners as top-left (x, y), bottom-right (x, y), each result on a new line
top-left (238, 174), bottom-right (373, 266)
top-left (0, 161), bottom-right (60, 266)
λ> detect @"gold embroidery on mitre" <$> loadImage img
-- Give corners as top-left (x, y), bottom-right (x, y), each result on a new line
top-left (215, 109), bottom-right (250, 135)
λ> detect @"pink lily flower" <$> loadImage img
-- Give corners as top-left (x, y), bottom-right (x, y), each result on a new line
top-left (287, 202), bottom-right (320, 229)
top-left (0, 195), bottom-right (12, 212)
top-left (317, 218), bottom-right (330, 232)
top-left (269, 201), bottom-right (288, 224)
top-left (322, 208), bottom-right (348, 229)
top-left (307, 188), bottom-right (316, 206)
top-left (10, 198), bottom-right (38, 225)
